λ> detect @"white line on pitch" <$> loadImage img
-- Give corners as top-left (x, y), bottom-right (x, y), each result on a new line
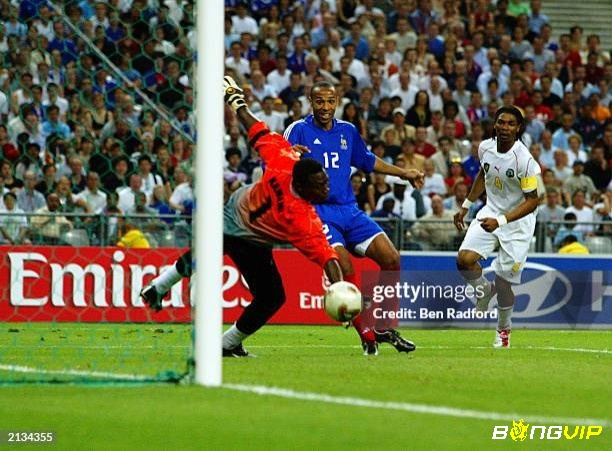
top-left (0, 344), bottom-right (609, 354)
top-left (2, 363), bottom-right (609, 427)
top-left (245, 345), bottom-right (612, 354)
top-left (0, 363), bottom-right (152, 381)
top-left (223, 383), bottom-right (612, 427)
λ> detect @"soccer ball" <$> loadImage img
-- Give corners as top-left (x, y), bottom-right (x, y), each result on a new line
top-left (324, 281), bottom-right (362, 322)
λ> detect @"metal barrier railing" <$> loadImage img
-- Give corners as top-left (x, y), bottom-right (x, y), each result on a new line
top-left (0, 211), bottom-right (609, 253)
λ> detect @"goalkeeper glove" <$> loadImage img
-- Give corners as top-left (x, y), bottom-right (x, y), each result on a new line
top-left (223, 76), bottom-right (247, 112)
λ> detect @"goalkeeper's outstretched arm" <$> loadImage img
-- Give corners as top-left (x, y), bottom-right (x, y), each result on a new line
top-left (224, 75), bottom-right (260, 131)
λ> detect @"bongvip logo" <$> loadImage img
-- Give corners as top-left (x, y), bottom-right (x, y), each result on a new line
top-left (492, 419), bottom-right (603, 441)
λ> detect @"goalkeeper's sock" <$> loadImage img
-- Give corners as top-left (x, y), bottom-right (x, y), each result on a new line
top-left (223, 324), bottom-right (249, 349)
top-left (153, 265), bottom-right (182, 295)
top-left (497, 306), bottom-right (513, 330)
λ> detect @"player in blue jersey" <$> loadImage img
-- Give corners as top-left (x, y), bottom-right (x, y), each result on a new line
top-left (284, 81), bottom-right (423, 355)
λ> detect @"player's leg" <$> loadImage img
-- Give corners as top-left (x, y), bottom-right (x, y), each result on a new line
top-left (141, 250), bottom-right (192, 311)
top-left (347, 209), bottom-right (415, 354)
top-left (332, 244), bottom-right (381, 355)
top-left (362, 232), bottom-right (416, 353)
top-left (315, 204), bottom-right (379, 354)
top-left (222, 235), bottom-right (286, 357)
top-left (493, 275), bottom-right (514, 348)
top-left (456, 220), bottom-right (497, 311)
top-left (490, 223), bottom-right (532, 348)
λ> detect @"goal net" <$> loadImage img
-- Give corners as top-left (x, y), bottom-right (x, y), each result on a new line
top-left (0, 1), bottom-right (198, 383)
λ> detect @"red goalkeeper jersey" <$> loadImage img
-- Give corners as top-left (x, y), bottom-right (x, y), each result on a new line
top-left (224, 122), bottom-right (337, 268)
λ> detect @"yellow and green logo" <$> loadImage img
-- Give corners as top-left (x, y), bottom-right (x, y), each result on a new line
top-left (510, 419), bottom-right (530, 441)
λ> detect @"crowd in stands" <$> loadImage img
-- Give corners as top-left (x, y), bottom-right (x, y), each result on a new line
top-left (0, 0), bottom-right (196, 246)
top-left (222, 0), bottom-right (611, 251)
top-left (0, 0), bottom-right (609, 251)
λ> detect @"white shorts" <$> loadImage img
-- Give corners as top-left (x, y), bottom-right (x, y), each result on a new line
top-left (459, 208), bottom-right (536, 284)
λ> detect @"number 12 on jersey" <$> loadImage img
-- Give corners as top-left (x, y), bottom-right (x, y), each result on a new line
top-left (323, 151), bottom-right (339, 169)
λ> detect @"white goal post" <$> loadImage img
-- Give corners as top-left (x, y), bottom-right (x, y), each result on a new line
top-left (194, 0), bottom-right (224, 386)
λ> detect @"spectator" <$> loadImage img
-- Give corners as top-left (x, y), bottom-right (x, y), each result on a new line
top-left (63, 156), bottom-right (87, 194)
top-left (74, 171), bottom-right (107, 215)
top-left (565, 134), bottom-right (588, 167)
top-left (116, 221), bottom-right (151, 249)
top-left (445, 159), bottom-right (473, 192)
top-left (399, 138), bottom-right (425, 172)
top-left (413, 126), bottom-right (436, 159)
top-left (380, 107), bottom-right (415, 147)
top-left (150, 185), bottom-right (176, 224)
top-left (563, 161), bottom-right (597, 206)
top-left (584, 144), bottom-right (611, 191)
top-left (350, 171), bottom-right (370, 213)
top-left (16, 170), bottom-right (45, 213)
top-left (528, 0), bottom-right (548, 34)
top-left (551, 149), bottom-right (572, 184)
top-left (169, 166), bottom-right (194, 216)
top-left (524, 104), bottom-right (546, 144)
top-left (257, 96), bottom-right (285, 134)
top-left (47, 20), bottom-right (78, 66)
top-left (231, 3), bottom-right (259, 36)
top-left (341, 20), bottom-right (370, 61)
top-left (136, 154), bottom-right (164, 201)
top-left (15, 142), bottom-right (43, 181)
top-left (35, 163), bottom-right (57, 197)
top-left (0, 192), bottom-right (29, 244)
top-left (558, 234), bottom-right (590, 254)
top-left (125, 191), bottom-right (159, 231)
top-left (279, 72), bottom-right (304, 108)
top-left (537, 186), bottom-right (567, 239)
top-left (366, 172), bottom-right (392, 213)
top-left (554, 212), bottom-right (585, 248)
top-left (341, 102), bottom-right (367, 140)
top-left (30, 192), bottom-right (73, 245)
top-left (565, 190), bottom-right (594, 234)
top-left (224, 147), bottom-right (248, 193)
top-left (431, 135), bottom-right (461, 178)
top-left (412, 194), bottom-right (457, 249)
top-left (405, 90), bottom-right (432, 128)
top-left (117, 173), bottom-right (143, 213)
top-left (421, 159), bottom-right (448, 197)
top-left (266, 54), bottom-right (291, 93)
top-left (376, 177), bottom-right (426, 222)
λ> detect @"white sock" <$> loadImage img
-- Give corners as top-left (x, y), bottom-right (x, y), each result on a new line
top-left (467, 275), bottom-right (491, 299)
top-left (497, 306), bottom-right (513, 330)
top-left (153, 265), bottom-right (181, 294)
top-left (223, 324), bottom-right (249, 349)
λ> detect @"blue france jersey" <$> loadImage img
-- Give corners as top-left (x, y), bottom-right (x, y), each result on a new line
top-left (284, 115), bottom-right (376, 205)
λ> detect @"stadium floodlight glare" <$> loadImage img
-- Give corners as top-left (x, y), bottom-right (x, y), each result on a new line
top-left (194, 0), bottom-right (224, 386)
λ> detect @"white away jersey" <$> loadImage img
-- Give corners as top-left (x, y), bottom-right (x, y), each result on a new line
top-left (478, 138), bottom-right (540, 215)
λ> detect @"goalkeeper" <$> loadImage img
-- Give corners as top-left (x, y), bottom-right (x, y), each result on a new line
top-left (141, 76), bottom-right (343, 357)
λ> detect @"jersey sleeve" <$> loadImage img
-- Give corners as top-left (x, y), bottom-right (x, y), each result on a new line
top-left (286, 205), bottom-right (338, 268)
top-left (249, 121), bottom-right (297, 167)
top-left (520, 155), bottom-right (541, 193)
top-left (283, 120), bottom-right (303, 145)
top-left (477, 140), bottom-right (487, 162)
top-left (349, 125), bottom-right (376, 173)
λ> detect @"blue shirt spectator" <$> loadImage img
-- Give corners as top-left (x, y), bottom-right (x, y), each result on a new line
top-left (47, 22), bottom-right (78, 65)
top-left (42, 105), bottom-right (71, 140)
top-left (528, 0), bottom-right (549, 34)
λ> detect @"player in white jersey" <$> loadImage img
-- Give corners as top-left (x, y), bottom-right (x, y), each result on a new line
top-left (453, 106), bottom-right (541, 348)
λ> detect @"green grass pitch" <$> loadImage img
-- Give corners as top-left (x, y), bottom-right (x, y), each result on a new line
top-left (0, 323), bottom-right (610, 450)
